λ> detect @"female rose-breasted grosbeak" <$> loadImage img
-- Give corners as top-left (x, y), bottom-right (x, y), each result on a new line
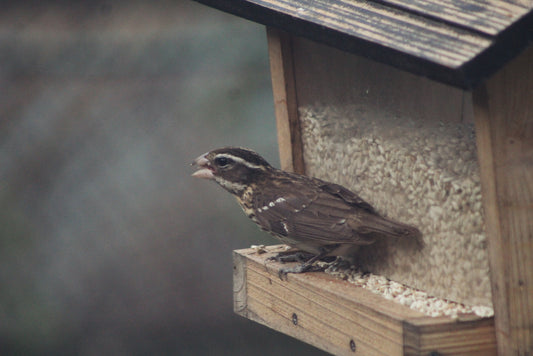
top-left (192, 147), bottom-right (421, 274)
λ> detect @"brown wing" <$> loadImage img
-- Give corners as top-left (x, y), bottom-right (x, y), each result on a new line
top-left (318, 181), bottom-right (376, 214)
top-left (318, 181), bottom-right (419, 239)
top-left (253, 175), bottom-right (417, 246)
top-left (253, 177), bottom-right (376, 245)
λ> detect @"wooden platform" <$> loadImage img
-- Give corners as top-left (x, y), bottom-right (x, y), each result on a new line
top-left (233, 245), bottom-right (496, 355)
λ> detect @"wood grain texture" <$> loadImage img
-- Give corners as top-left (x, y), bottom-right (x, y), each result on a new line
top-left (234, 246), bottom-right (496, 355)
top-left (378, 0), bottom-right (529, 35)
top-left (267, 27), bottom-right (305, 174)
top-left (258, 0), bottom-right (491, 68)
top-left (473, 45), bottom-right (533, 355)
top-left (192, 0), bottom-right (533, 88)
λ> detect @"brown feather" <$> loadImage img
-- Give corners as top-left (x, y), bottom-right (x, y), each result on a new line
top-left (251, 172), bottom-right (418, 250)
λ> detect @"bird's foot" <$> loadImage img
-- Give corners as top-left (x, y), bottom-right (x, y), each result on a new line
top-left (332, 256), bottom-right (353, 268)
top-left (272, 247), bottom-right (337, 280)
top-left (278, 263), bottom-right (324, 280)
top-left (267, 251), bottom-right (314, 264)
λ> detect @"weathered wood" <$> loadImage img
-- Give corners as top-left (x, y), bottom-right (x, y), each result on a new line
top-left (259, 0), bottom-right (492, 68)
top-left (473, 45), bottom-right (533, 355)
top-left (379, 0), bottom-right (529, 35)
top-left (267, 27), bottom-right (305, 174)
top-left (191, 0), bottom-right (533, 88)
top-left (234, 246), bottom-right (497, 355)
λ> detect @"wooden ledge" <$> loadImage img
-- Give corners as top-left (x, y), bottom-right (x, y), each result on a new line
top-left (233, 245), bottom-right (496, 355)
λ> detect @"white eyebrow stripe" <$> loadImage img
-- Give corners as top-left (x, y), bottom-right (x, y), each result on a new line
top-left (214, 154), bottom-right (265, 170)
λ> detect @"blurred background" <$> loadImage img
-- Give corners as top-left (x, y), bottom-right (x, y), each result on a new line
top-left (0, 1), bottom-right (326, 354)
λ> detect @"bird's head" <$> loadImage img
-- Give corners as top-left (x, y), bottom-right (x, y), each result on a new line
top-left (191, 147), bottom-right (273, 194)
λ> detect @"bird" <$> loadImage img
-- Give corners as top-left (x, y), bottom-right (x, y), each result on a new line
top-left (191, 147), bottom-right (421, 275)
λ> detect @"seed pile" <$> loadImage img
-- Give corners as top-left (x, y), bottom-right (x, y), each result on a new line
top-left (299, 105), bottom-right (492, 308)
top-left (322, 262), bottom-right (494, 318)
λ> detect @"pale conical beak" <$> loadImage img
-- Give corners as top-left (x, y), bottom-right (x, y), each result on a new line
top-left (191, 154), bottom-right (215, 180)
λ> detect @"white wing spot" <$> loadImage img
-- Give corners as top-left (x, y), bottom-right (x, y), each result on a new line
top-left (281, 221), bottom-right (289, 234)
top-left (261, 197), bottom-right (287, 211)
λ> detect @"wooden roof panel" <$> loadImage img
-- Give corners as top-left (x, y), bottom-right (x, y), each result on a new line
top-left (253, 0), bottom-right (493, 67)
top-left (192, 0), bottom-right (533, 87)
top-left (377, 0), bottom-right (530, 35)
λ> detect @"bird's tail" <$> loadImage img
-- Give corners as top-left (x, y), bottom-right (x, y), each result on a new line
top-left (355, 214), bottom-right (423, 247)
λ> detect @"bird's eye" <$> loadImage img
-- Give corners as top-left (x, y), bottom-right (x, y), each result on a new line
top-left (215, 156), bottom-right (232, 167)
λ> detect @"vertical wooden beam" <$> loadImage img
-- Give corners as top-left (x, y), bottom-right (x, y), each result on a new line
top-left (266, 27), bottom-right (305, 174)
top-left (473, 46), bottom-right (533, 355)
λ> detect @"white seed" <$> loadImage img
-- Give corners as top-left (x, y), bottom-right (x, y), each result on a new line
top-left (299, 105), bottom-right (489, 308)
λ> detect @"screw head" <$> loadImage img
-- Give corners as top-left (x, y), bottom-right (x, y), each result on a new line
top-left (349, 339), bottom-right (356, 352)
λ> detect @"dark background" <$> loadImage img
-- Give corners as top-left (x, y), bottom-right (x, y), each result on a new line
top-left (0, 1), bottom-right (326, 354)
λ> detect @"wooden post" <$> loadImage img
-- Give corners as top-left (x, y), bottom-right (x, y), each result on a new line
top-left (473, 45), bottom-right (533, 355)
top-left (267, 27), bottom-right (305, 174)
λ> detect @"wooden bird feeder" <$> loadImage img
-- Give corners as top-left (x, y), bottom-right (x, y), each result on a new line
top-left (192, 0), bottom-right (533, 354)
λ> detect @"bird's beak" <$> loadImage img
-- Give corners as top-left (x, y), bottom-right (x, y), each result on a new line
top-left (191, 154), bottom-right (215, 180)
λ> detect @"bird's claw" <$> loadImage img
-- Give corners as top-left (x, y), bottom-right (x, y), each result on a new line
top-left (277, 263), bottom-right (325, 280)
top-left (267, 251), bottom-right (314, 264)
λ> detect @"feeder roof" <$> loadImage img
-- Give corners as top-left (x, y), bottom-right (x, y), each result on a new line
top-left (193, 0), bottom-right (533, 88)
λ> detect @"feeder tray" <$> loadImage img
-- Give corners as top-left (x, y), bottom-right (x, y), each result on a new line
top-left (234, 246), bottom-right (496, 356)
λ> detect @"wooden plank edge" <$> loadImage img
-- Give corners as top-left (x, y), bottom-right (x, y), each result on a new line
top-left (404, 316), bottom-right (496, 355)
top-left (233, 250), bottom-right (248, 316)
top-left (267, 27), bottom-right (306, 174)
top-left (472, 44), bottom-right (533, 355)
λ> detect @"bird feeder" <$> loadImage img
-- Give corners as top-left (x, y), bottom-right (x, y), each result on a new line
top-left (192, 0), bottom-right (533, 354)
